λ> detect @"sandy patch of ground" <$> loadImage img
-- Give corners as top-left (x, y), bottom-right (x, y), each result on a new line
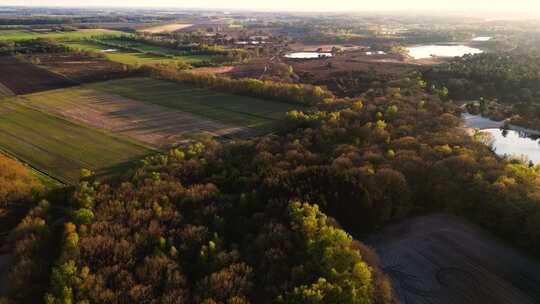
top-left (78, 28), bottom-right (120, 34)
top-left (367, 214), bottom-right (540, 304)
top-left (142, 23), bottom-right (194, 33)
top-left (288, 43), bottom-right (366, 52)
top-left (190, 66), bottom-right (235, 75)
top-left (21, 88), bottom-right (252, 148)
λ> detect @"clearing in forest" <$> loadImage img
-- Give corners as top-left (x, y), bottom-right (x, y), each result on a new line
top-left (86, 77), bottom-right (301, 130)
top-left (368, 214), bottom-right (540, 304)
top-left (22, 87), bottom-right (252, 148)
top-left (0, 100), bottom-right (153, 183)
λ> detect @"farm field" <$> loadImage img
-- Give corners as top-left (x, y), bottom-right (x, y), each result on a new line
top-left (22, 52), bottom-right (131, 82)
top-left (0, 100), bottom-right (153, 183)
top-left (0, 56), bottom-right (75, 94)
top-left (0, 83), bottom-right (14, 98)
top-left (141, 23), bottom-right (194, 33)
top-left (105, 38), bottom-right (216, 63)
top-left (62, 41), bottom-right (167, 65)
top-left (63, 40), bottom-right (216, 66)
top-left (22, 87), bottom-right (252, 148)
top-left (0, 29), bottom-right (124, 41)
top-left (86, 77), bottom-right (301, 129)
top-left (368, 214), bottom-right (540, 304)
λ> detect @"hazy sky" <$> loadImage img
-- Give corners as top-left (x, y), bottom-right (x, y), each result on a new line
top-left (2, 0), bottom-right (540, 13)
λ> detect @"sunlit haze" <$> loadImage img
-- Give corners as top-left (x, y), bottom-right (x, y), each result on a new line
top-left (2, 0), bottom-right (540, 14)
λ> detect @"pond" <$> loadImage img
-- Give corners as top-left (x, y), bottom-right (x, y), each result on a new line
top-left (406, 45), bottom-right (483, 59)
top-left (472, 36), bottom-right (492, 42)
top-left (463, 113), bottom-right (540, 164)
top-left (284, 52), bottom-right (333, 59)
top-left (366, 51), bottom-right (386, 55)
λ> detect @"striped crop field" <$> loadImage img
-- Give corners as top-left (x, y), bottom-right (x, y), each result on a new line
top-left (0, 100), bottom-right (154, 183)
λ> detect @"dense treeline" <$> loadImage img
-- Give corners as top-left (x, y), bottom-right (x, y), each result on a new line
top-left (150, 66), bottom-right (332, 106)
top-left (0, 201), bottom-right (55, 304)
top-left (424, 52), bottom-right (540, 128)
top-left (0, 154), bottom-right (42, 210)
top-left (425, 52), bottom-right (540, 101)
top-left (44, 165), bottom-right (391, 303)
top-left (0, 39), bottom-right (72, 55)
top-left (37, 75), bottom-right (540, 304)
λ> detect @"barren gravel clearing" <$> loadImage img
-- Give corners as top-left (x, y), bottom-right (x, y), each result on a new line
top-left (368, 214), bottom-right (540, 304)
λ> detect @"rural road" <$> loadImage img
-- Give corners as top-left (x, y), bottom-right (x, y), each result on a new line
top-left (367, 214), bottom-right (540, 304)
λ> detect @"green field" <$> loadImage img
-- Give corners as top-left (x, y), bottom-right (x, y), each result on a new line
top-left (62, 41), bottom-right (167, 65)
top-left (0, 29), bottom-right (124, 41)
top-left (86, 77), bottom-right (301, 129)
top-left (63, 40), bottom-right (215, 65)
top-left (0, 100), bottom-right (154, 183)
top-left (0, 82), bottom-right (14, 98)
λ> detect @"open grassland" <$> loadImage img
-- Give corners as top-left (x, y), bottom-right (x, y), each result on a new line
top-left (0, 29), bottom-right (124, 41)
top-left (0, 56), bottom-right (75, 95)
top-left (62, 41), bottom-right (165, 65)
top-left (105, 38), bottom-right (216, 63)
top-left (63, 40), bottom-right (215, 65)
top-left (22, 87), bottom-right (251, 148)
top-left (86, 77), bottom-right (301, 130)
top-left (0, 100), bottom-right (153, 183)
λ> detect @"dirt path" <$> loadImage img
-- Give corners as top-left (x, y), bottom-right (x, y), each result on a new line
top-left (367, 214), bottom-right (540, 304)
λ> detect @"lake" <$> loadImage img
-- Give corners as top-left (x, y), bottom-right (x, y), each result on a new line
top-left (407, 45), bottom-right (483, 59)
top-left (284, 52), bottom-right (333, 59)
top-left (463, 113), bottom-right (540, 164)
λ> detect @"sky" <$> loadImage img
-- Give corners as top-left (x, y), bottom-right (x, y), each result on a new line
top-left (2, 0), bottom-right (540, 13)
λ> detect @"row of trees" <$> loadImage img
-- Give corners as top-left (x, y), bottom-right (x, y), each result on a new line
top-left (150, 66), bottom-right (332, 106)
top-left (0, 153), bottom-right (42, 209)
top-left (0, 200), bottom-right (55, 304)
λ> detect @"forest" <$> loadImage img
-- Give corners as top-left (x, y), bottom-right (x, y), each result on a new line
top-left (2, 9), bottom-right (540, 304)
top-left (2, 71), bottom-right (540, 303)
top-left (424, 51), bottom-right (540, 128)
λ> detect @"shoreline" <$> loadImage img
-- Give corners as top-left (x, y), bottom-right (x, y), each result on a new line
top-left (462, 112), bottom-right (540, 136)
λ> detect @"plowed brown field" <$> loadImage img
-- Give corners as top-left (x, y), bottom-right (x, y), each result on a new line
top-left (0, 56), bottom-right (75, 95)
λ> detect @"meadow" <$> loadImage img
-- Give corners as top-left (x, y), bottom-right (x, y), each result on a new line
top-left (0, 29), bottom-right (124, 41)
top-left (0, 100), bottom-right (154, 183)
top-left (86, 77), bottom-right (301, 130)
top-left (63, 40), bottom-right (216, 66)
